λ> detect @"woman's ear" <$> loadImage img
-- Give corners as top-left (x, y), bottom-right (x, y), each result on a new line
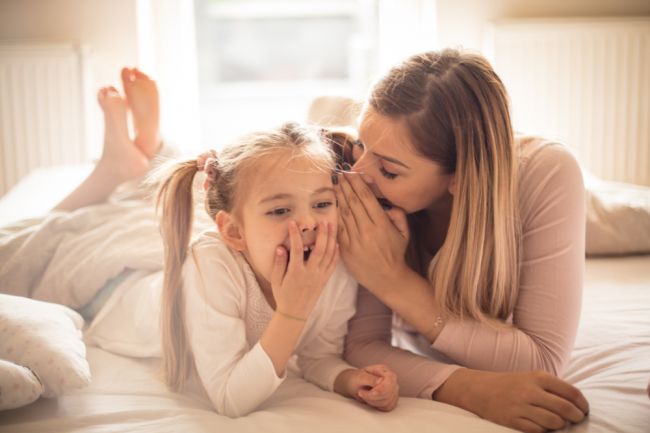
top-left (448, 174), bottom-right (458, 196)
top-left (215, 211), bottom-right (246, 251)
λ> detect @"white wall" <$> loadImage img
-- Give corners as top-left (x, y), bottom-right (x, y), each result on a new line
top-left (0, 0), bottom-right (140, 92)
top-left (0, 0), bottom-right (200, 158)
top-left (0, 0), bottom-right (140, 158)
top-left (435, 0), bottom-right (650, 52)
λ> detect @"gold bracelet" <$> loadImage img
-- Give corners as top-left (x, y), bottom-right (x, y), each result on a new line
top-left (275, 310), bottom-right (307, 322)
top-left (424, 315), bottom-right (445, 337)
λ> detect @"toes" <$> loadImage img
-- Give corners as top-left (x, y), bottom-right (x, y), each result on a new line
top-left (97, 86), bottom-right (120, 100)
top-left (132, 68), bottom-right (151, 81)
top-left (97, 86), bottom-right (111, 103)
top-left (121, 67), bottom-right (134, 87)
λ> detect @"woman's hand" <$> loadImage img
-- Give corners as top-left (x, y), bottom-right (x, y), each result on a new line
top-left (271, 221), bottom-right (338, 320)
top-left (435, 368), bottom-right (589, 433)
top-left (335, 365), bottom-right (399, 412)
top-left (334, 171), bottom-right (410, 294)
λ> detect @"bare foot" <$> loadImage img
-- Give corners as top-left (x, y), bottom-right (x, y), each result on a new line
top-left (96, 86), bottom-right (150, 182)
top-left (121, 67), bottom-right (161, 159)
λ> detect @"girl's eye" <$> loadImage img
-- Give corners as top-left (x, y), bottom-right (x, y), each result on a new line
top-left (267, 208), bottom-right (290, 216)
top-left (379, 166), bottom-right (398, 179)
top-left (353, 139), bottom-right (365, 149)
top-left (314, 201), bottom-right (334, 209)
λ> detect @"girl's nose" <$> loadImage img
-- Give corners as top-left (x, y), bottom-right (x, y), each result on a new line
top-left (296, 213), bottom-right (317, 233)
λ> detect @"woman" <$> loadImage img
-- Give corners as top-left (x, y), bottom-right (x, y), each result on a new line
top-left (334, 48), bottom-right (589, 433)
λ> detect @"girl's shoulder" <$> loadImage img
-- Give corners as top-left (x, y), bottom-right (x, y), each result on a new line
top-left (186, 229), bottom-right (251, 286)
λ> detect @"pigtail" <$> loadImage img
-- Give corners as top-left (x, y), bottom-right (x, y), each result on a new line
top-left (154, 159), bottom-right (199, 391)
top-left (320, 126), bottom-right (358, 166)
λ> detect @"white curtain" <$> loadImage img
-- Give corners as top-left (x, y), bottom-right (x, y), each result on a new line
top-left (376, 0), bottom-right (438, 73)
top-left (137, 0), bottom-right (202, 152)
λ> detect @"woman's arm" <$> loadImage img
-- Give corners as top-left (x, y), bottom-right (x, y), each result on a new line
top-left (345, 285), bottom-right (589, 433)
top-left (426, 143), bottom-right (585, 374)
top-left (338, 144), bottom-right (585, 376)
top-left (344, 286), bottom-right (462, 399)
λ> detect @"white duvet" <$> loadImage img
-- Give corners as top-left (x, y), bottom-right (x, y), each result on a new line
top-left (1, 256), bottom-right (648, 433)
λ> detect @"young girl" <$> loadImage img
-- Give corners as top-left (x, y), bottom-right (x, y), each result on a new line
top-left (154, 122), bottom-right (399, 417)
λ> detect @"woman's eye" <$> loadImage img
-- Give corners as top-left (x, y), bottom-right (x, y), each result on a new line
top-left (267, 208), bottom-right (290, 216)
top-left (314, 201), bottom-right (334, 209)
top-left (379, 166), bottom-right (398, 179)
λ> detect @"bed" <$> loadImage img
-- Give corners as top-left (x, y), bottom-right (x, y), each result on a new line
top-left (0, 159), bottom-right (649, 433)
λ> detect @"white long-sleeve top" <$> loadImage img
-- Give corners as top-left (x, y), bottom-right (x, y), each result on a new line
top-left (182, 230), bottom-right (357, 417)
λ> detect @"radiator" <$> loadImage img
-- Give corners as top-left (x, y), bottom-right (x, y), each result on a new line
top-left (486, 18), bottom-right (650, 186)
top-left (0, 44), bottom-right (90, 197)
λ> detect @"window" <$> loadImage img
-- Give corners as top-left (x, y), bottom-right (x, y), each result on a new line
top-left (194, 0), bottom-right (377, 147)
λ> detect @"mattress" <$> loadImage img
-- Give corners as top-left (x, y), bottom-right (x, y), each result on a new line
top-left (0, 166), bottom-right (648, 433)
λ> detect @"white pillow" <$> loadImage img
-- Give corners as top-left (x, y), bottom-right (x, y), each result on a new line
top-left (0, 294), bottom-right (91, 399)
top-left (585, 174), bottom-right (650, 256)
top-left (0, 359), bottom-right (43, 410)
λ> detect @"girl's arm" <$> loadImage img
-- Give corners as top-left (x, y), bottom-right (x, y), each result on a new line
top-left (294, 266), bottom-right (358, 391)
top-left (184, 244), bottom-right (286, 418)
top-left (296, 267), bottom-right (399, 411)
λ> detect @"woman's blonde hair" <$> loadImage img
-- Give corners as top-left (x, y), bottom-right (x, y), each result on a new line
top-left (154, 122), bottom-right (341, 392)
top-left (369, 49), bottom-right (521, 322)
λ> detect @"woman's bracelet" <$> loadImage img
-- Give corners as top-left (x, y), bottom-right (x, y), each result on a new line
top-left (424, 315), bottom-right (445, 337)
top-left (275, 310), bottom-right (308, 322)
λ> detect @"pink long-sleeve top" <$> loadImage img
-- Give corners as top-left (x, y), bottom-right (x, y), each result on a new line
top-left (344, 137), bottom-right (586, 399)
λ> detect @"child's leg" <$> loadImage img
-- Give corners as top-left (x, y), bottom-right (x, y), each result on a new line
top-left (53, 87), bottom-right (150, 211)
top-left (121, 67), bottom-right (161, 159)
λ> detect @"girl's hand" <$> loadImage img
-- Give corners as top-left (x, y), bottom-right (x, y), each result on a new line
top-left (335, 171), bottom-right (410, 294)
top-left (436, 369), bottom-right (589, 433)
top-left (337, 365), bottom-right (399, 412)
top-left (271, 220), bottom-right (339, 320)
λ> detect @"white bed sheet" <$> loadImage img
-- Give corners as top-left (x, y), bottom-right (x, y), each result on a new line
top-left (1, 166), bottom-right (649, 433)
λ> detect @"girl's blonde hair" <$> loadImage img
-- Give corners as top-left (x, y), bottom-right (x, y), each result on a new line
top-left (369, 49), bottom-right (521, 322)
top-left (155, 122), bottom-right (341, 391)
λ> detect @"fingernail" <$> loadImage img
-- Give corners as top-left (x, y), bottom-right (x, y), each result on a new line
top-left (331, 172), bottom-right (339, 185)
top-left (276, 247), bottom-right (284, 255)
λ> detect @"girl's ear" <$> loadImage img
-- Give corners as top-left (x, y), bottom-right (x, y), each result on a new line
top-left (215, 211), bottom-right (246, 251)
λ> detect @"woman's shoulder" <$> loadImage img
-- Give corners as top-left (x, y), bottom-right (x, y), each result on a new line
top-left (516, 135), bottom-right (582, 184)
top-left (515, 135), bottom-right (585, 224)
top-left (516, 135), bottom-right (577, 167)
